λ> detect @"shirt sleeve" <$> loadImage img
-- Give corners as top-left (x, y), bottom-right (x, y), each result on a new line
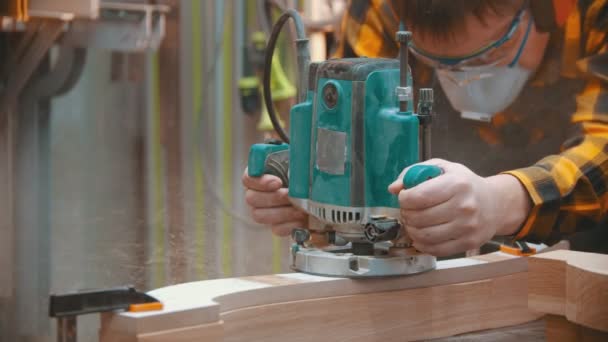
top-left (504, 0), bottom-right (608, 243)
top-left (333, 0), bottom-right (399, 58)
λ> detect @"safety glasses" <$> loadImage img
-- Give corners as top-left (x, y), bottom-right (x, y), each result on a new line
top-left (409, 2), bottom-right (530, 71)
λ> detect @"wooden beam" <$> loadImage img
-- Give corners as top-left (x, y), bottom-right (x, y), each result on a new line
top-left (100, 252), bottom-right (542, 341)
top-left (528, 250), bottom-right (608, 332)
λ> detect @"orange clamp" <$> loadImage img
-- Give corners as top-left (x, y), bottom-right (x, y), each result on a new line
top-left (499, 244), bottom-right (536, 256)
top-left (128, 302), bottom-right (164, 312)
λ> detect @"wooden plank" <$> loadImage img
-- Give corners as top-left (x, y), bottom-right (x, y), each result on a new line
top-left (139, 322), bottom-right (223, 342)
top-left (565, 252), bottom-right (608, 331)
top-left (100, 322), bottom-right (224, 342)
top-left (99, 328), bottom-right (137, 342)
top-left (528, 250), bottom-right (608, 332)
top-left (528, 251), bottom-right (568, 315)
top-left (100, 252), bottom-right (538, 341)
top-left (221, 273), bottom-right (539, 342)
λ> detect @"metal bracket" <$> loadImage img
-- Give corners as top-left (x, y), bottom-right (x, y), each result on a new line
top-left (62, 2), bottom-right (170, 52)
top-left (395, 86), bottom-right (412, 102)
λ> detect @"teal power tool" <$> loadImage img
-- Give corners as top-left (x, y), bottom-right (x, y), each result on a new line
top-left (248, 10), bottom-right (441, 277)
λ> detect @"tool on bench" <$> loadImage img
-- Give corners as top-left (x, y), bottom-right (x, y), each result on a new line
top-left (247, 9), bottom-right (442, 277)
top-left (49, 286), bottom-right (162, 342)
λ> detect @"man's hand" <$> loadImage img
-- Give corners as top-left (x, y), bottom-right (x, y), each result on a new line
top-left (388, 159), bottom-right (531, 257)
top-left (242, 169), bottom-right (308, 236)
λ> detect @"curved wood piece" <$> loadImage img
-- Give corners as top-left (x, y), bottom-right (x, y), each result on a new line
top-left (528, 250), bottom-right (608, 332)
top-left (100, 252), bottom-right (542, 341)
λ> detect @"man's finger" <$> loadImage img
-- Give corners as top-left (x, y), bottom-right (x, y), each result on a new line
top-left (245, 188), bottom-right (290, 208)
top-left (398, 174), bottom-right (457, 210)
top-left (251, 206), bottom-right (307, 225)
top-left (401, 197), bottom-right (459, 228)
top-left (388, 158), bottom-right (450, 194)
top-left (405, 222), bottom-right (462, 246)
top-left (242, 168), bottom-right (284, 191)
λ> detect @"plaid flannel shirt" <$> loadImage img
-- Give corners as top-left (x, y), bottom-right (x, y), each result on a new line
top-left (334, 0), bottom-right (608, 243)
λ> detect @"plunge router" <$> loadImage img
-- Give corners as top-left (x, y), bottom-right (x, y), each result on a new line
top-left (248, 10), bottom-right (441, 277)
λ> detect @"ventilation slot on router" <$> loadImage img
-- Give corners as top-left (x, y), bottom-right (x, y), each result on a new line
top-left (310, 204), bottom-right (363, 224)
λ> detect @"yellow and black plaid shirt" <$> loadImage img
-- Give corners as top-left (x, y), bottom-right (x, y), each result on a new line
top-left (334, 0), bottom-right (608, 243)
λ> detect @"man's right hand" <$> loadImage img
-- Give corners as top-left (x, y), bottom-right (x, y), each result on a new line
top-left (242, 168), bottom-right (308, 236)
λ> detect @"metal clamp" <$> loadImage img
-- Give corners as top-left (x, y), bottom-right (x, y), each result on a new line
top-left (395, 86), bottom-right (412, 102)
top-left (49, 286), bottom-right (162, 342)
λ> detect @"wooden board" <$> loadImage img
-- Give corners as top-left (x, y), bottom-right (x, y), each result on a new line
top-left (100, 252), bottom-right (543, 341)
top-left (528, 250), bottom-right (608, 332)
top-left (220, 273), bottom-right (537, 342)
top-left (100, 320), bottom-right (223, 342)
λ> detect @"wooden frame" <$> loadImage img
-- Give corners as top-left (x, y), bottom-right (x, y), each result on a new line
top-left (99, 250), bottom-right (608, 341)
top-left (100, 252), bottom-right (542, 341)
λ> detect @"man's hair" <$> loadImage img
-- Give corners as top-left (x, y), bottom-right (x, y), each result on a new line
top-left (398, 0), bottom-right (524, 41)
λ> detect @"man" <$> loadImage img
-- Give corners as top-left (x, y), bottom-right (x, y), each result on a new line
top-left (243, 0), bottom-right (608, 256)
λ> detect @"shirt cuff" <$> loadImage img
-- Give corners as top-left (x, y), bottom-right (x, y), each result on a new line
top-left (501, 168), bottom-right (560, 241)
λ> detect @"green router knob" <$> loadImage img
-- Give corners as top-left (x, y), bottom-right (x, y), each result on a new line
top-left (403, 165), bottom-right (442, 188)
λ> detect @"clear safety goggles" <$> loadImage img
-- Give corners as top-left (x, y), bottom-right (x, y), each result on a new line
top-left (408, 2), bottom-right (532, 75)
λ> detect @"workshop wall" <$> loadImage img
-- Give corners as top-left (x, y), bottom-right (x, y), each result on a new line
top-left (1, 0), bottom-right (303, 341)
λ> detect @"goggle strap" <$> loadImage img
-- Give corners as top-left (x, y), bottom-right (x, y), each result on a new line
top-left (508, 11), bottom-right (533, 68)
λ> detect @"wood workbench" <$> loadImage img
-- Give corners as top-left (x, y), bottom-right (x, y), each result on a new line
top-left (99, 250), bottom-right (608, 342)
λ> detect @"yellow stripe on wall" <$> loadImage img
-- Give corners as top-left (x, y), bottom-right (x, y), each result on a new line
top-left (222, 1), bottom-right (234, 277)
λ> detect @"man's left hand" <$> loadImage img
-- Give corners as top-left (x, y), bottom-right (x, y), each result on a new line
top-left (388, 159), bottom-right (531, 257)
